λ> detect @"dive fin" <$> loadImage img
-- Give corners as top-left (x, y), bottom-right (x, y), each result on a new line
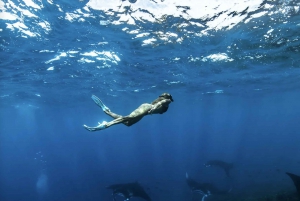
top-left (91, 95), bottom-right (110, 112)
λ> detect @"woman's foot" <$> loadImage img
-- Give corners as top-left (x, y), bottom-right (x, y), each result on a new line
top-left (83, 121), bottom-right (107, 131)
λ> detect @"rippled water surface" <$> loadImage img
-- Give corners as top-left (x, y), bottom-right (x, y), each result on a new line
top-left (1, 0), bottom-right (300, 104)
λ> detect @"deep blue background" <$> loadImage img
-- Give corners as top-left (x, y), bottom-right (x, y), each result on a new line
top-left (1, 90), bottom-right (300, 201)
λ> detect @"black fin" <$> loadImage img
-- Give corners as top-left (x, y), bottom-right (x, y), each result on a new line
top-left (286, 172), bottom-right (300, 195)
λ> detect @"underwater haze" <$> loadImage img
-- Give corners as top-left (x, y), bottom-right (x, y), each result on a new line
top-left (1, 0), bottom-right (300, 200)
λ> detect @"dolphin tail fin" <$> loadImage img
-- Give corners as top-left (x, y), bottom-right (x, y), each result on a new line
top-left (286, 172), bottom-right (300, 194)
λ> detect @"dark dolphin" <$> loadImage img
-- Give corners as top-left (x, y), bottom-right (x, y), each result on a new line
top-left (286, 172), bottom-right (300, 197)
top-left (186, 172), bottom-right (230, 201)
top-left (106, 182), bottom-right (151, 201)
top-left (204, 160), bottom-right (233, 177)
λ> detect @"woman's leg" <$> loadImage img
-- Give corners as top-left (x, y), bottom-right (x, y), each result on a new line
top-left (102, 104), bottom-right (151, 128)
top-left (83, 116), bottom-right (133, 132)
top-left (83, 112), bottom-right (147, 131)
top-left (105, 115), bottom-right (144, 127)
top-left (104, 110), bottom-right (122, 119)
top-left (83, 102), bottom-right (151, 131)
top-left (105, 116), bottom-right (131, 127)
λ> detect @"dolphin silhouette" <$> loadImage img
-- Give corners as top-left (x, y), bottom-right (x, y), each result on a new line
top-left (186, 172), bottom-right (230, 201)
top-left (204, 160), bottom-right (233, 177)
top-left (286, 172), bottom-right (300, 197)
top-left (106, 182), bottom-right (151, 201)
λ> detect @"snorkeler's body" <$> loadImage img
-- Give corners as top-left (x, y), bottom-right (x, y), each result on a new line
top-left (83, 93), bottom-right (174, 132)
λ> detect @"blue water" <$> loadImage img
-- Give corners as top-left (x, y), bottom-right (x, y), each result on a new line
top-left (1, 0), bottom-right (300, 200)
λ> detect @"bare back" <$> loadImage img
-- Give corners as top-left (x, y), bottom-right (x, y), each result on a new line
top-left (128, 103), bottom-right (152, 117)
